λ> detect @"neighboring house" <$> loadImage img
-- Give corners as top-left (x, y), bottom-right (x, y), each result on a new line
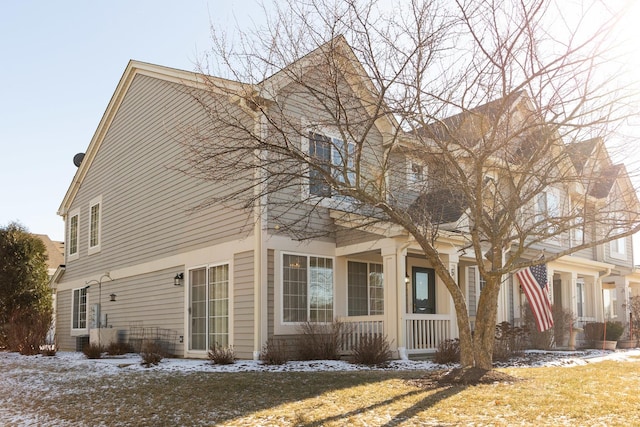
top-left (34, 234), bottom-right (64, 278)
top-left (52, 39), bottom-right (638, 358)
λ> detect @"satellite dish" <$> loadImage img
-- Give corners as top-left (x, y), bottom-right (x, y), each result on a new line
top-left (73, 153), bottom-right (85, 167)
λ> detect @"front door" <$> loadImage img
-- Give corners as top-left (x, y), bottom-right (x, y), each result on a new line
top-left (413, 267), bottom-right (436, 314)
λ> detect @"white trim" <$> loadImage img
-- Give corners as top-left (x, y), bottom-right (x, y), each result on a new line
top-left (88, 195), bottom-right (102, 255)
top-left (301, 123), bottom-right (356, 208)
top-left (184, 260), bottom-right (233, 358)
top-left (275, 250), bottom-right (336, 334)
top-left (406, 157), bottom-right (427, 189)
top-left (346, 259), bottom-right (384, 316)
top-left (67, 208), bottom-right (80, 262)
top-left (70, 286), bottom-right (88, 336)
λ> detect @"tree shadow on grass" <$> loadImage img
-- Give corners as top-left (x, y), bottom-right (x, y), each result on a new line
top-left (298, 384), bottom-right (465, 427)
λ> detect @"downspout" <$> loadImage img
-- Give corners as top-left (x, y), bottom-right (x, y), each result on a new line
top-left (252, 110), bottom-right (268, 360)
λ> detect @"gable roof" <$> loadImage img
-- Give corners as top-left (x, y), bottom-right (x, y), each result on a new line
top-left (57, 61), bottom-right (244, 217)
top-left (258, 35), bottom-right (400, 139)
top-left (34, 234), bottom-right (64, 270)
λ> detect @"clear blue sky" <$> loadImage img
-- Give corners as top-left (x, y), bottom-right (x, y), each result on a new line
top-left (0, 1), bottom-right (261, 241)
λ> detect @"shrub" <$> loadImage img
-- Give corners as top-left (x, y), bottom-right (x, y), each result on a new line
top-left (208, 343), bottom-right (236, 365)
top-left (5, 308), bottom-right (53, 355)
top-left (140, 341), bottom-right (164, 367)
top-left (260, 339), bottom-right (288, 365)
top-left (351, 334), bottom-right (392, 366)
top-left (522, 305), bottom-right (553, 350)
top-left (551, 306), bottom-right (577, 347)
top-left (297, 320), bottom-right (348, 360)
top-left (493, 322), bottom-right (528, 361)
top-left (83, 343), bottom-right (103, 359)
top-left (434, 338), bottom-right (460, 365)
top-left (629, 296), bottom-right (640, 337)
top-left (605, 321), bottom-right (624, 341)
top-left (106, 341), bottom-right (134, 356)
top-left (584, 322), bottom-right (604, 343)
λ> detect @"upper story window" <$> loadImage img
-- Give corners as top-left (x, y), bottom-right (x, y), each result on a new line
top-left (572, 206), bottom-right (585, 247)
top-left (407, 159), bottom-right (426, 189)
top-left (308, 131), bottom-right (355, 198)
top-left (609, 212), bottom-right (627, 259)
top-left (72, 287), bottom-right (88, 330)
top-left (535, 188), bottom-right (560, 235)
top-left (68, 209), bottom-right (79, 261)
top-left (282, 253), bottom-right (334, 323)
top-left (88, 196), bottom-right (102, 254)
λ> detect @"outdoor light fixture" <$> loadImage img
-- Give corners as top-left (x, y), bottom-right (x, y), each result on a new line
top-left (405, 273), bottom-right (410, 285)
top-left (174, 273), bottom-right (184, 286)
top-left (110, 293), bottom-right (117, 302)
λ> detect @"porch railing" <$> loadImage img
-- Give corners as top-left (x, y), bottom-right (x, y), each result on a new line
top-left (338, 315), bottom-right (384, 353)
top-left (405, 314), bottom-right (452, 352)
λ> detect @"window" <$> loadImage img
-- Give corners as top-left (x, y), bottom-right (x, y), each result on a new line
top-left (347, 261), bottom-right (384, 316)
top-left (603, 287), bottom-right (617, 318)
top-left (68, 209), bottom-right (79, 260)
top-left (576, 279), bottom-right (585, 318)
top-left (283, 253), bottom-right (333, 323)
top-left (72, 287), bottom-right (88, 330)
top-left (88, 196), bottom-right (102, 254)
top-left (535, 189), bottom-right (560, 234)
top-left (610, 219), bottom-right (626, 259)
top-left (189, 264), bottom-right (229, 351)
top-left (308, 131), bottom-right (355, 197)
top-left (407, 159), bottom-right (426, 188)
top-left (572, 207), bottom-right (585, 247)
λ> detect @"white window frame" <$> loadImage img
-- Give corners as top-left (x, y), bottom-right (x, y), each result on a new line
top-left (603, 287), bottom-right (618, 319)
top-left (407, 158), bottom-right (427, 189)
top-left (302, 127), bottom-right (356, 204)
top-left (71, 286), bottom-right (88, 335)
top-left (88, 195), bottom-right (102, 255)
top-left (609, 213), bottom-right (627, 260)
top-left (347, 260), bottom-right (384, 316)
top-left (280, 252), bottom-right (335, 325)
top-left (187, 262), bottom-right (231, 353)
top-left (535, 188), bottom-right (561, 242)
top-left (576, 279), bottom-right (585, 318)
top-left (67, 208), bottom-right (80, 261)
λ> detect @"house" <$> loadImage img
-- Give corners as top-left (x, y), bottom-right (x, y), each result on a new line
top-left (52, 38), bottom-right (638, 358)
top-left (34, 234), bottom-right (64, 278)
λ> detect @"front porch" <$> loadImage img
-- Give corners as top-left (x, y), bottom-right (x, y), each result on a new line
top-left (338, 314), bottom-right (455, 356)
top-left (334, 237), bottom-right (464, 357)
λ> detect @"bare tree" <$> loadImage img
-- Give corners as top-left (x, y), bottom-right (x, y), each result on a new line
top-left (179, 0), bottom-right (640, 369)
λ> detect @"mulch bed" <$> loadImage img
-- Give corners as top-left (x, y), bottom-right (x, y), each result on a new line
top-left (407, 367), bottom-right (521, 389)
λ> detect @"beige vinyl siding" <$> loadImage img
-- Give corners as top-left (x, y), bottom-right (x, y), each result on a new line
top-left (233, 250), bottom-right (255, 359)
top-left (265, 69), bottom-right (386, 241)
top-left (62, 74), bottom-right (254, 282)
top-left (335, 226), bottom-right (381, 247)
top-left (89, 267), bottom-right (185, 356)
top-left (56, 289), bottom-right (75, 351)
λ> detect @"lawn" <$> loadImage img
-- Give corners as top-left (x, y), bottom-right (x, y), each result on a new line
top-left (1, 352), bottom-right (639, 426)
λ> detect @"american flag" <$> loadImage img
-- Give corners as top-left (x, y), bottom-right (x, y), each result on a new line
top-left (516, 262), bottom-right (554, 332)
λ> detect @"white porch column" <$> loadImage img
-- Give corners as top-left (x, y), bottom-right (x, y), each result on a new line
top-left (447, 255), bottom-right (459, 338)
top-left (568, 272), bottom-right (577, 318)
top-left (382, 245), bottom-right (405, 359)
top-left (593, 274), bottom-right (604, 321)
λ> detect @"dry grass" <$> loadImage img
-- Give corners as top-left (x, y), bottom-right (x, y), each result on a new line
top-left (1, 354), bottom-right (639, 426)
